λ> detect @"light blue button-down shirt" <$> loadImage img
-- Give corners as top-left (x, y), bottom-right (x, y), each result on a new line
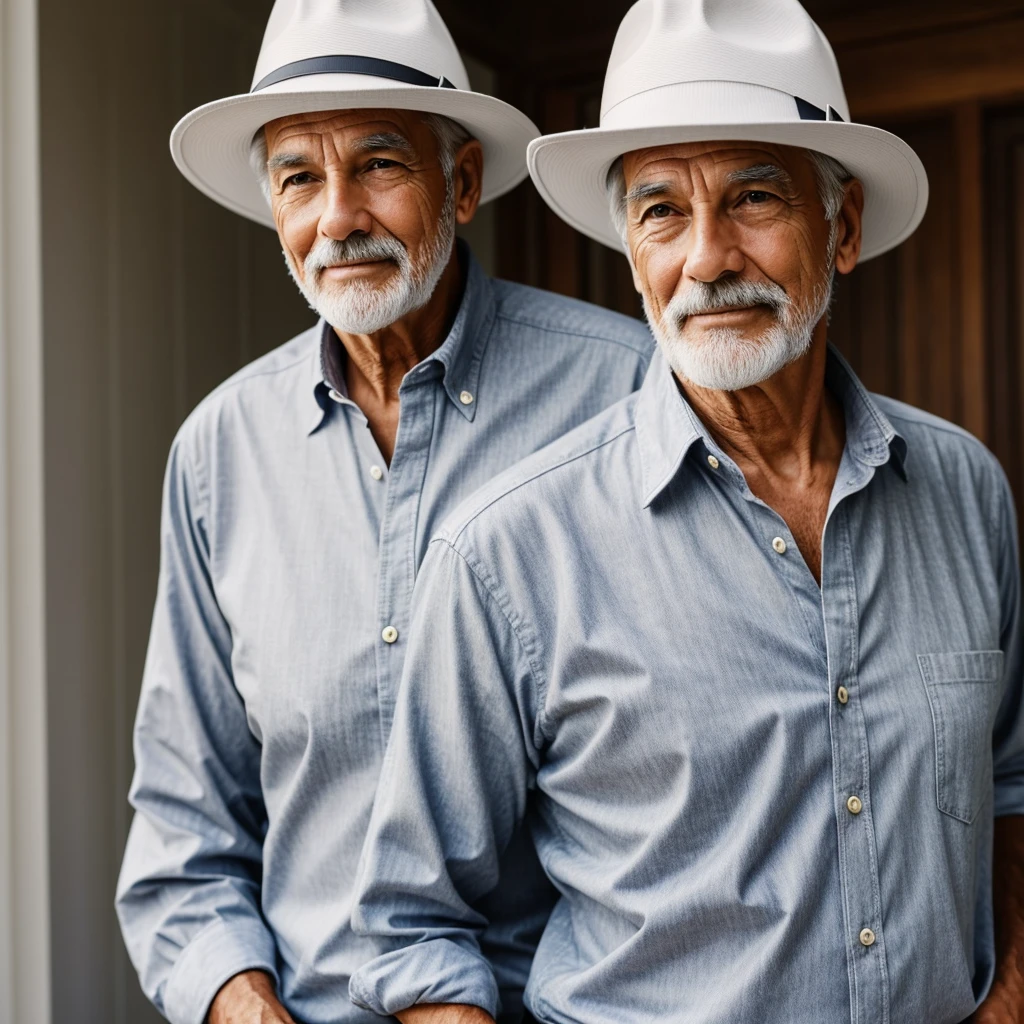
top-left (351, 346), bottom-right (1024, 1024)
top-left (115, 246), bottom-right (653, 1024)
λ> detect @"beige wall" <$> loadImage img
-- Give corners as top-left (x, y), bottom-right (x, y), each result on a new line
top-left (38, 0), bottom-right (310, 1019)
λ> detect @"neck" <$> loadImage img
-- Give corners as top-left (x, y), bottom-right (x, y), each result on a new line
top-left (336, 247), bottom-right (465, 405)
top-left (678, 328), bottom-right (844, 480)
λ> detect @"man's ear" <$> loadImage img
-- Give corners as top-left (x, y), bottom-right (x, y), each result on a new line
top-left (834, 178), bottom-right (864, 276)
top-left (453, 139), bottom-right (484, 226)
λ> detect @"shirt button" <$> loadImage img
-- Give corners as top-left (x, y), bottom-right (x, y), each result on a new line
top-left (772, 537), bottom-right (787, 555)
top-left (837, 685), bottom-right (849, 705)
top-left (381, 626), bottom-right (399, 644)
top-left (369, 465), bottom-right (384, 481)
top-left (859, 927), bottom-right (876, 947)
top-left (707, 455), bottom-right (720, 470)
top-left (328, 388), bottom-right (344, 403)
top-left (459, 390), bottom-right (475, 405)
top-left (846, 795), bottom-right (863, 815)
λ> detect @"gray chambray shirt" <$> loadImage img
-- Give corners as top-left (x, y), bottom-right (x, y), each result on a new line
top-left (115, 245), bottom-right (653, 1024)
top-left (351, 346), bottom-right (1024, 1024)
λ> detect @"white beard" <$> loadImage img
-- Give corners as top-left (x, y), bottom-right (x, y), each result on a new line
top-left (646, 242), bottom-right (837, 392)
top-left (285, 188), bottom-right (456, 335)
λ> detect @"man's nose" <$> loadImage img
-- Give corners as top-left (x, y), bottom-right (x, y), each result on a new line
top-left (318, 173), bottom-right (374, 241)
top-left (684, 208), bottom-right (744, 284)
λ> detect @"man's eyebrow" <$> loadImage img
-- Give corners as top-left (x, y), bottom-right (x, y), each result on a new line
top-left (266, 133), bottom-right (414, 174)
top-left (726, 163), bottom-right (795, 192)
top-left (267, 153), bottom-right (309, 174)
top-left (353, 132), bottom-right (414, 155)
top-left (625, 181), bottom-right (672, 205)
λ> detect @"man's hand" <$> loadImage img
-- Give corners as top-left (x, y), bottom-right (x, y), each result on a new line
top-left (396, 1004), bottom-right (496, 1024)
top-left (208, 970), bottom-right (298, 1024)
top-left (974, 816), bottom-right (1024, 1023)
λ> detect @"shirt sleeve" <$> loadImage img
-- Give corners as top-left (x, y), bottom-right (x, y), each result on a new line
top-left (115, 431), bottom-right (277, 1024)
top-left (993, 466), bottom-right (1024, 818)
top-left (349, 537), bottom-right (544, 1019)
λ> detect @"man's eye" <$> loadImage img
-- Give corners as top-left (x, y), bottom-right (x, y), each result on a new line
top-left (645, 204), bottom-right (673, 220)
top-left (742, 190), bottom-right (775, 205)
top-left (283, 172), bottom-right (316, 188)
top-left (367, 158), bottom-right (399, 171)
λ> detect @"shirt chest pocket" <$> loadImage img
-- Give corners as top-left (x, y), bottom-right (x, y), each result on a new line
top-left (918, 650), bottom-right (1004, 824)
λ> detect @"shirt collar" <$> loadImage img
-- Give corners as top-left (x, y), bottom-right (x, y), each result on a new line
top-left (635, 350), bottom-right (704, 508)
top-left (635, 343), bottom-right (907, 508)
top-left (825, 345), bottom-right (907, 475)
top-left (307, 240), bottom-right (495, 435)
top-left (424, 241), bottom-right (494, 421)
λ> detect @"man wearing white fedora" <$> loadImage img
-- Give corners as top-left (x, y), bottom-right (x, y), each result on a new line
top-left (348, 1), bottom-right (1024, 1022)
top-left (114, 2), bottom-right (653, 1023)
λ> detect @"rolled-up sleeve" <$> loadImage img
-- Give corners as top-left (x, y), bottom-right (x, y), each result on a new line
top-left (994, 469), bottom-right (1024, 818)
top-left (349, 537), bottom-right (543, 1019)
top-left (115, 429), bottom-right (276, 1024)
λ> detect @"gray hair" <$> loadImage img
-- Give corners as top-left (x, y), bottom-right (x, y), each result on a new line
top-left (605, 149), bottom-right (854, 245)
top-left (249, 113), bottom-right (472, 204)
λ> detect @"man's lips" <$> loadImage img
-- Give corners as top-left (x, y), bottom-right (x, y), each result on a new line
top-left (686, 304), bottom-right (769, 319)
top-left (320, 259), bottom-right (393, 274)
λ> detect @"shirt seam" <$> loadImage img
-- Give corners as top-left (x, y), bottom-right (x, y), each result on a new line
top-left (442, 423), bottom-right (638, 547)
top-left (190, 349), bottom-right (316, 421)
top-left (883, 406), bottom-right (991, 447)
top-left (991, 468), bottom-right (1015, 552)
top-left (493, 310), bottom-right (652, 357)
top-left (436, 538), bottom-right (553, 747)
top-left (180, 435), bottom-right (211, 540)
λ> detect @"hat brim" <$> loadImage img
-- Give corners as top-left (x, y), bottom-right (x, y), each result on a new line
top-left (171, 73), bottom-right (540, 228)
top-left (527, 121), bottom-right (928, 262)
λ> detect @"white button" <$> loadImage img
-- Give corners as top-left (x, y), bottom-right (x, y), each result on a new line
top-left (837, 685), bottom-right (849, 705)
top-left (328, 388), bottom-right (344, 403)
top-left (369, 465), bottom-right (384, 481)
top-left (707, 455), bottom-right (720, 470)
top-left (772, 537), bottom-right (787, 554)
top-left (381, 626), bottom-right (399, 644)
top-left (846, 795), bottom-right (863, 815)
top-left (859, 927), bottom-right (876, 947)
top-left (459, 390), bottom-right (475, 405)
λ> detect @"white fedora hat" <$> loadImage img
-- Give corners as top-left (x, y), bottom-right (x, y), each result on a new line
top-left (171, 0), bottom-right (540, 228)
top-left (527, 0), bottom-right (928, 262)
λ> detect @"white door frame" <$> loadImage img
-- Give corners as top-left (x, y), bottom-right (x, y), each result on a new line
top-left (0, 0), bottom-right (52, 1019)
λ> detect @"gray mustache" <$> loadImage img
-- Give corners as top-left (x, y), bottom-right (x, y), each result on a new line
top-left (305, 235), bottom-right (407, 276)
top-left (668, 279), bottom-right (790, 323)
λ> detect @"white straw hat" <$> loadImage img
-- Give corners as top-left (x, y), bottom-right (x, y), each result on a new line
top-left (170, 0), bottom-right (540, 228)
top-left (527, 0), bottom-right (928, 261)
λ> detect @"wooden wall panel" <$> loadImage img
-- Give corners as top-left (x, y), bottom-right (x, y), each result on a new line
top-left (834, 11), bottom-right (1024, 120)
top-left (986, 104), bottom-right (1024, 508)
top-left (833, 117), bottom-right (963, 424)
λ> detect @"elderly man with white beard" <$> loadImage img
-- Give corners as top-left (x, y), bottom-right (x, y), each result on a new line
top-left (114, 3), bottom-right (653, 1024)
top-left (348, 2), bottom-right (1024, 1023)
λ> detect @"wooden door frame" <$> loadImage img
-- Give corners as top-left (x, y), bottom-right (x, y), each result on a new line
top-left (0, 0), bottom-right (52, 1020)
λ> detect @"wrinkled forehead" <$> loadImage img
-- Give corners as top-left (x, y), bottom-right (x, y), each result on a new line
top-left (262, 107), bottom-right (429, 152)
top-left (621, 140), bottom-right (810, 190)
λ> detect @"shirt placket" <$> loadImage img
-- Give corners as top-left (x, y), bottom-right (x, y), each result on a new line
top-left (374, 375), bottom-right (439, 745)
top-left (720, 443), bottom-right (892, 1024)
top-left (822, 478), bottom-right (891, 1024)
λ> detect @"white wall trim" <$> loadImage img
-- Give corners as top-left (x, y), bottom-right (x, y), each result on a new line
top-left (0, 0), bottom-right (52, 1018)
